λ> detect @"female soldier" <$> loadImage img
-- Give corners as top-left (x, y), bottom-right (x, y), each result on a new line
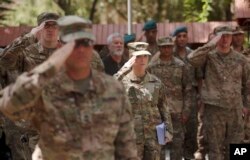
top-left (115, 44), bottom-right (173, 160)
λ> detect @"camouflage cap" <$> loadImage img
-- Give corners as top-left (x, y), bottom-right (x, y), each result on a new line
top-left (132, 50), bottom-right (151, 57)
top-left (37, 12), bottom-right (60, 25)
top-left (57, 15), bottom-right (95, 43)
top-left (233, 26), bottom-right (244, 34)
top-left (127, 42), bottom-right (148, 52)
top-left (157, 36), bottom-right (174, 46)
top-left (143, 20), bottom-right (157, 31)
top-left (213, 25), bottom-right (233, 35)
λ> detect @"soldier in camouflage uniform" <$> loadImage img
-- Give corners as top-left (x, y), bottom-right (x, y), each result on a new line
top-left (172, 26), bottom-right (203, 160)
top-left (232, 26), bottom-right (245, 53)
top-left (0, 12), bottom-right (60, 160)
top-left (142, 20), bottom-right (159, 56)
top-left (188, 25), bottom-right (250, 160)
top-left (242, 48), bottom-right (250, 143)
top-left (148, 37), bottom-right (192, 160)
top-left (0, 15), bottom-right (138, 160)
top-left (115, 46), bottom-right (173, 160)
top-left (0, 12), bottom-right (60, 85)
top-left (232, 26), bottom-right (250, 144)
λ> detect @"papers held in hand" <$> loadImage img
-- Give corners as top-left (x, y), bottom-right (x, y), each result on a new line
top-left (156, 122), bottom-right (166, 145)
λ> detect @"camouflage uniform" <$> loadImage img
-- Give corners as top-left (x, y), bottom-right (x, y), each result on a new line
top-left (148, 37), bottom-right (192, 160)
top-left (118, 69), bottom-right (173, 160)
top-left (0, 12), bottom-right (59, 160)
top-left (173, 46), bottom-right (202, 159)
top-left (242, 48), bottom-right (250, 143)
top-left (0, 27), bottom-right (37, 160)
top-left (188, 31), bottom-right (250, 160)
top-left (147, 44), bottom-right (159, 57)
top-left (0, 69), bottom-right (138, 160)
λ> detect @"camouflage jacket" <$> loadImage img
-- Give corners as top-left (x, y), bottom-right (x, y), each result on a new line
top-left (0, 33), bottom-right (37, 71)
top-left (0, 70), bottom-right (138, 160)
top-left (148, 57), bottom-right (192, 116)
top-left (92, 50), bottom-right (104, 72)
top-left (147, 43), bottom-right (159, 56)
top-left (243, 48), bottom-right (250, 62)
top-left (173, 46), bottom-right (203, 87)
top-left (188, 44), bottom-right (250, 109)
top-left (119, 71), bottom-right (173, 143)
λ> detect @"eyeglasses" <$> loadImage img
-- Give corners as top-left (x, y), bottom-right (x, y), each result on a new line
top-left (44, 23), bottom-right (58, 29)
top-left (75, 39), bottom-right (94, 48)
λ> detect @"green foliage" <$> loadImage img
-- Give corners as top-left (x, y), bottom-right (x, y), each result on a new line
top-left (0, 0), bottom-right (235, 26)
top-left (1, 0), bottom-right (64, 26)
top-left (199, 0), bottom-right (212, 22)
top-left (183, 0), bottom-right (212, 22)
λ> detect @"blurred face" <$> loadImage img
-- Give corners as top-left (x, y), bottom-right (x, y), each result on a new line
top-left (133, 55), bottom-right (149, 71)
top-left (159, 45), bottom-right (174, 58)
top-left (217, 34), bottom-right (232, 50)
top-left (65, 39), bottom-right (93, 71)
top-left (175, 32), bottom-right (188, 47)
top-left (145, 29), bottom-right (157, 44)
top-left (232, 33), bottom-right (245, 47)
top-left (109, 37), bottom-right (124, 56)
top-left (40, 21), bottom-right (59, 43)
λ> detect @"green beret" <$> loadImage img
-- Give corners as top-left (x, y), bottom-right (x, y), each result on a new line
top-left (57, 15), bottom-right (95, 43)
top-left (213, 25), bottom-right (233, 35)
top-left (143, 20), bottom-right (157, 31)
top-left (172, 26), bottom-right (187, 37)
top-left (124, 33), bottom-right (136, 44)
top-left (37, 12), bottom-right (60, 25)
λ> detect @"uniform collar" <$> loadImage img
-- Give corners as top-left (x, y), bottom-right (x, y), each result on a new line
top-left (57, 70), bottom-right (104, 95)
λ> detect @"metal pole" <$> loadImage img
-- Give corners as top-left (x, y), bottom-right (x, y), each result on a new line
top-left (127, 0), bottom-right (132, 34)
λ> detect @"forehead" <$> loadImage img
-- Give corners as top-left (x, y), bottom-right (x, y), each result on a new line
top-left (176, 32), bottom-right (187, 37)
top-left (145, 28), bottom-right (157, 33)
top-left (160, 45), bottom-right (174, 48)
top-left (112, 36), bottom-right (123, 42)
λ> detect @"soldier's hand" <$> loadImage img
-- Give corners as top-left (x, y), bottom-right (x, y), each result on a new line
top-left (243, 107), bottom-right (250, 121)
top-left (11, 72), bottom-right (41, 106)
top-left (136, 31), bottom-right (145, 41)
top-left (180, 114), bottom-right (189, 124)
top-left (165, 131), bottom-right (173, 143)
top-left (30, 22), bottom-right (45, 39)
top-left (207, 34), bottom-right (221, 46)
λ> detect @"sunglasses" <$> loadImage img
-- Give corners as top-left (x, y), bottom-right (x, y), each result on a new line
top-left (44, 22), bottom-right (58, 29)
top-left (75, 39), bottom-right (94, 48)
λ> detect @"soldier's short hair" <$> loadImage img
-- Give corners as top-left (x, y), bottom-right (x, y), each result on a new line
top-left (37, 12), bottom-right (60, 25)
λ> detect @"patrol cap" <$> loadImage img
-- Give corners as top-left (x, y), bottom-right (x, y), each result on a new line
top-left (157, 36), bottom-right (174, 46)
top-left (124, 33), bottom-right (136, 44)
top-left (57, 15), bottom-right (95, 43)
top-left (143, 20), bottom-right (157, 31)
top-left (172, 26), bottom-right (187, 37)
top-left (37, 12), bottom-right (60, 25)
top-left (127, 42), bottom-right (148, 52)
top-left (233, 26), bottom-right (244, 34)
top-left (213, 25), bottom-right (233, 35)
top-left (132, 50), bottom-right (151, 57)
